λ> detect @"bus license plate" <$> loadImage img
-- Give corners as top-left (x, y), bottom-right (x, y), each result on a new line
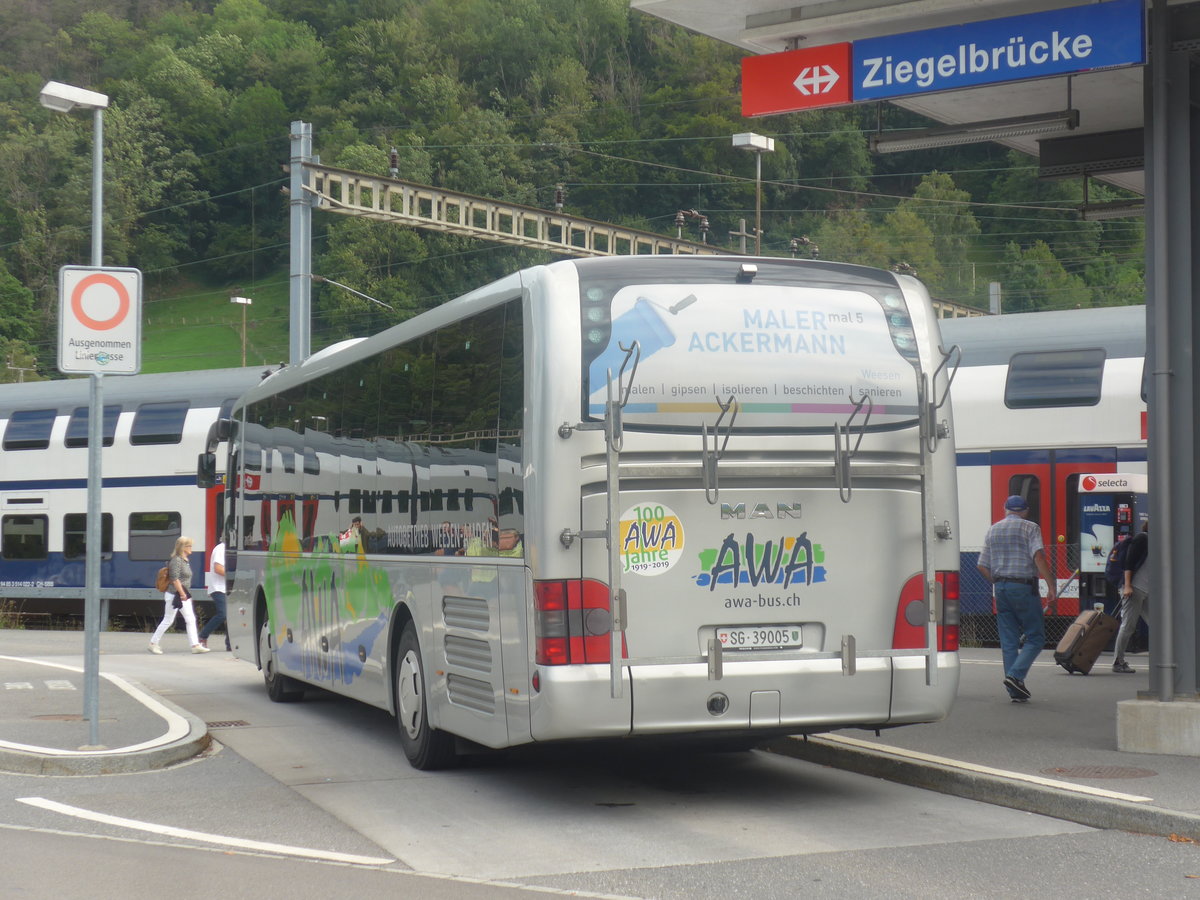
top-left (717, 626), bottom-right (802, 650)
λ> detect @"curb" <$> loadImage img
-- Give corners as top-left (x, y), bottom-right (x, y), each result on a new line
top-left (0, 692), bottom-right (211, 777)
top-left (763, 734), bottom-right (1200, 841)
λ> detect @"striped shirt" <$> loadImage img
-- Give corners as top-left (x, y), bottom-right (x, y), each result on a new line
top-left (978, 513), bottom-right (1044, 579)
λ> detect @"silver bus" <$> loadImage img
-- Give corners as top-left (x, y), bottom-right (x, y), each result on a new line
top-left (204, 255), bottom-right (961, 769)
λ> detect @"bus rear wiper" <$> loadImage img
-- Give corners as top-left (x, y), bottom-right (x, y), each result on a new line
top-left (834, 390), bottom-right (873, 503)
top-left (702, 395), bottom-right (738, 505)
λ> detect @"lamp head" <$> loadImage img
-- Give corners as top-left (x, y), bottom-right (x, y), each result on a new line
top-left (732, 132), bottom-right (775, 153)
top-left (39, 81), bottom-right (109, 113)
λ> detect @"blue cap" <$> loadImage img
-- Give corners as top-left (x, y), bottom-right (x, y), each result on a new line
top-left (1005, 495), bottom-right (1029, 511)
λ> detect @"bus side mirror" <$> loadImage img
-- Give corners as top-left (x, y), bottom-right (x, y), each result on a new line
top-left (197, 452), bottom-right (217, 488)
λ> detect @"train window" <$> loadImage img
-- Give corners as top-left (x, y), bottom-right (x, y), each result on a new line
top-left (2, 514), bottom-right (48, 559)
top-left (128, 511), bottom-right (182, 560)
top-left (130, 401), bottom-right (190, 445)
top-left (64, 513), bottom-right (114, 559)
top-left (3, 409), bottom-right (56, 450)
top-left (65, 405), bottom-right (120, 448)
top-left (1007, 475), bottom-right (1041, 526)
top-left (1005, 349), bottom-right (1105, 408)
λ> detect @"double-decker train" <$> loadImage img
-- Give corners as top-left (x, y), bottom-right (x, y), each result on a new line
top-left (940, 304), bottom-right (1147, 642)
top-left (0, 366), bottom-right (267, 616)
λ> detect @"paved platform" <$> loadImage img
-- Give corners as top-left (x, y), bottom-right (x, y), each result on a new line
top-left (0, 634), bottom-right (210, 775)
top-left (0, 632), bottom-right (1197, 842)
top-left (768, 648), bottom-right (1200, 840)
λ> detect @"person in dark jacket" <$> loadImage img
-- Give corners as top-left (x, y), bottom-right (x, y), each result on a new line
top-left (1113, 519), bottom-right (1150, 674)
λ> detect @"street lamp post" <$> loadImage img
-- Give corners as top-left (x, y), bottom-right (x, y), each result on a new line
top-left (732, 132), bottom-right (775, 255)
top-left (40, 80), bottom-right (109, 748)
top-left (231, 296), bottom-right (253, 366)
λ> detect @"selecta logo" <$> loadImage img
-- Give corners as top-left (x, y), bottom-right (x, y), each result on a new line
top-left (692, 531), bottom-right (826, 590)
top-left (1082, 475), bottom-right (1133, 491)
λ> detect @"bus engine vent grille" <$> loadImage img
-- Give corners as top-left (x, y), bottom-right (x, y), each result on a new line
top-left (446, 672), bottom-right (496, 714)
top-left (444, 634), bottom-right (493, 674)
top-left (442, 594), bottom-right (491, 632)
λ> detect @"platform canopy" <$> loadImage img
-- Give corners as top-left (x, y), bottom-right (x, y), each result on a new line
top-left (631, 0), bottom-right (1159, 195)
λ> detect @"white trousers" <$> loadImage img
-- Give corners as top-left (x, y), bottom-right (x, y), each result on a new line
top-left (150, 592), bottom-right (200, 646)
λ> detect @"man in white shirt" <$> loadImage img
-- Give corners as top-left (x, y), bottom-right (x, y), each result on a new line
top-left (198, 539), bottom-right (229, 651)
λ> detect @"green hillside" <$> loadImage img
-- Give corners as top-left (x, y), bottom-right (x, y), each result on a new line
top-left (141, 274), bottom-right (291, 373)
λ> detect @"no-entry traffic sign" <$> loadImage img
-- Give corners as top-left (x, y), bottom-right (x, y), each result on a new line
top-left (58, 265), bottom-right (142, 375)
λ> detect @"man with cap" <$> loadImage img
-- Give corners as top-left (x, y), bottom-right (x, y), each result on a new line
top-left (977, 495), bottom-right (1057, 702)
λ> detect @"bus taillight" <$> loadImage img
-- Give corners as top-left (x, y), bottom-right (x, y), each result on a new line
top-left (938, 571), bottom-right (960, 652)
top-left (533, 579), bottom-right (628, 665)
top-left (893, 572), bottom-right (959, 652)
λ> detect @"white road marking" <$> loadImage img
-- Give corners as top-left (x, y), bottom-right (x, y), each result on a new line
top-left (17, 797), bottom-right (395, 866)
top-left (0, 655), bottom-right (189, 755)
top-left (4, 683), bottom-right (33, 690)
top-left (3, 814), bottom-right (642, 897)
top-left (4, 811), bottom-right (643, 897)
top-left (45, 680), bottom-right (76, 691)
top-left (818, 734), bottom-right (1154, 803)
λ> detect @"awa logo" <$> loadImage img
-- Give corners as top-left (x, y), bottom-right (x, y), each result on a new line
top-left (619, 503), bottom-right (685, 576)
top-left (692, 531), bottom-right (826, 590)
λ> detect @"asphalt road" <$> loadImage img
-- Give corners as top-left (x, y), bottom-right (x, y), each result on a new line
top-left (2, 630), bottom-right (1198, 898)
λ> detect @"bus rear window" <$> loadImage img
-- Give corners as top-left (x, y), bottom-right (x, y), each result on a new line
top-left (1005, 349), bottom-right (1105, 409)
top-left (580, 282), bottom-right (919, 431)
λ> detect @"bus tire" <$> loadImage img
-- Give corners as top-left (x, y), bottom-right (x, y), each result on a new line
top-left (259, 616), bottom-right (304, 703)
top-left (396, 623), bottom-right (456, 770)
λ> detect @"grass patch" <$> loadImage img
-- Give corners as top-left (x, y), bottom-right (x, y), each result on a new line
top-left (0, 599), bottom-right (27, 629)
top-left (142, 272), bottom-right (292, 373)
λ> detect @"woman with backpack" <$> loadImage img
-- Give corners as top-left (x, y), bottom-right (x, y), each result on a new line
top-left (148, 536), bottom-right (210, 655)
top-left (1113, 519), bottom-right (1150, 674)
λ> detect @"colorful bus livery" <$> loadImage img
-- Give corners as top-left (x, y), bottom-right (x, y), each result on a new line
top-left (213, 256), bottom-right (962, 769)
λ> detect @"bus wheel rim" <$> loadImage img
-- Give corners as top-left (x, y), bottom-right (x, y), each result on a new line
top-left (397, 649), bottom-right (423, 740)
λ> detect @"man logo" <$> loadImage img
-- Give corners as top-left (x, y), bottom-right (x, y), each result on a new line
top-left (720, 502), bottom-right (802, 520)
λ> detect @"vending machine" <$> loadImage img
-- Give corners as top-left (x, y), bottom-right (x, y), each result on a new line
top-left (1077, 472), bottom-right (1149, 613)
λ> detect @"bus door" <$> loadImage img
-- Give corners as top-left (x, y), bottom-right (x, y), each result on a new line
top-left (990, 449), bottom-right (1116, 616)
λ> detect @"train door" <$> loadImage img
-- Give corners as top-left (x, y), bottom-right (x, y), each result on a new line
top-left (203, 485), bottom-right (225, 575)
top-left (990, 448), bottom-right (1117, 617)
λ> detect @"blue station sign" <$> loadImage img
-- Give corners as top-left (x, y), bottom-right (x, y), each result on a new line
top-left (853, 0), bottom-right (1145, 101)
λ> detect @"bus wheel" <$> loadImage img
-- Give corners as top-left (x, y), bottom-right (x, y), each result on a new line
top-left (395, 624), bottom-right (456, 770)
top-left (259, 617), bottom-right (303, 703)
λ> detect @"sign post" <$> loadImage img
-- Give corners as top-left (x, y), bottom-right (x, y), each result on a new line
top-left (57, 265), bottom-right (140, 748)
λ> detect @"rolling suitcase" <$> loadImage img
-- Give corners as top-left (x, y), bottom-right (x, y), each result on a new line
top-left (1054, 609), bottom-right (1118, 674)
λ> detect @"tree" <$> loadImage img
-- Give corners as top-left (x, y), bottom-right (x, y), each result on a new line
top-left (997, 240), bottom-right (1092, 312)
